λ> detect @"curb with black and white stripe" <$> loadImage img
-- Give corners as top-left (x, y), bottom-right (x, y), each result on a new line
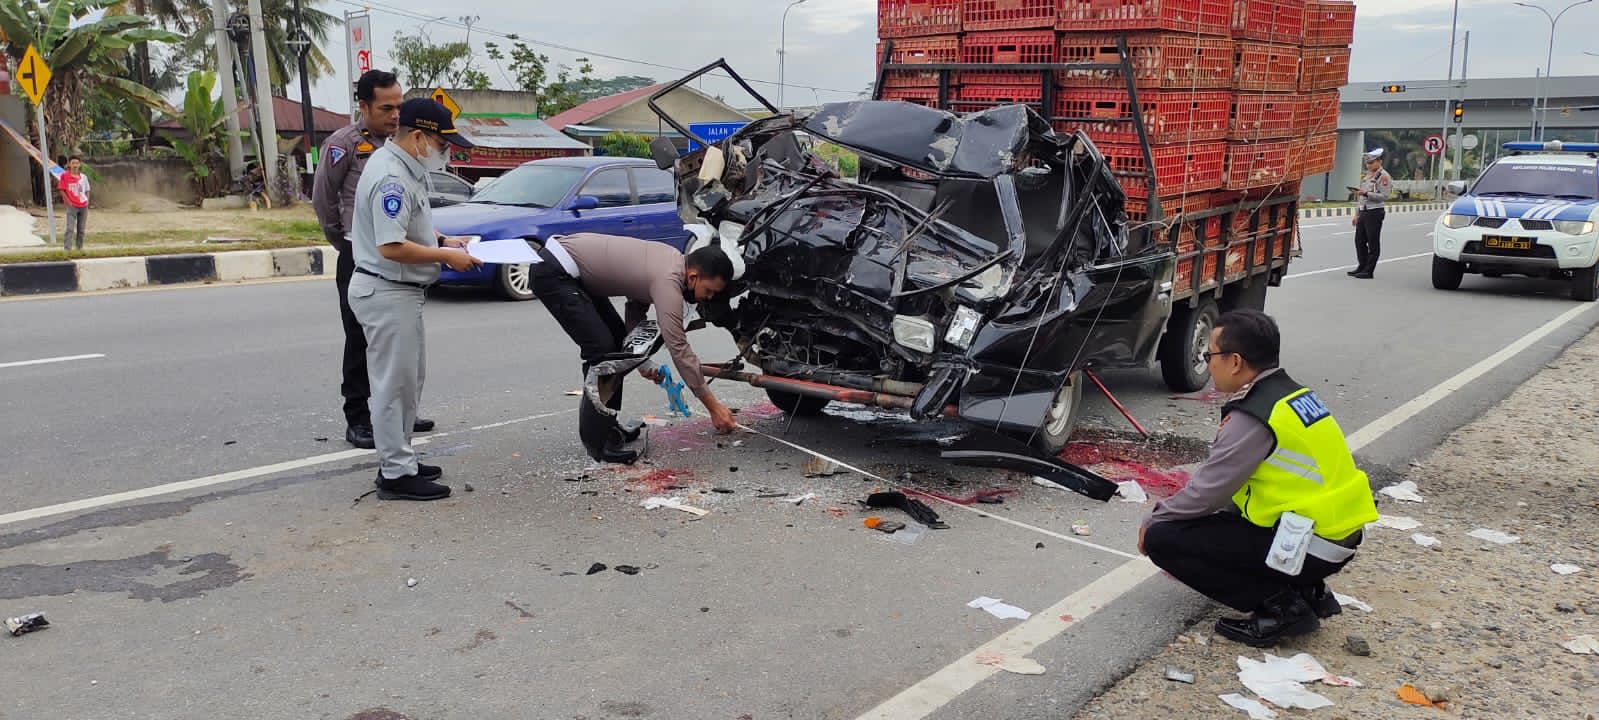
top-left (0, 246), bottom-right (330, 297)
top-left (1297, 202), bottom-right (1447, 219)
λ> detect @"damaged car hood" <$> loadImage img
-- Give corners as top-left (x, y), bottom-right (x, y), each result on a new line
top-left (803, 102), bottom-right (1050, 180)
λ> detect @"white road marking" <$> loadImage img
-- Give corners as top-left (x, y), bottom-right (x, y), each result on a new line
top-left (1300, 222), bottom-right (1339, 228)
top-left (1344, 301), bottom-right (1595, 451)
top-left (858, 292), bottom-right (1599, 720)
top-left (1285, 252), bottom-right (1432, 279)
top-left (0, 353), bottom-right (105, 369)
top-left (856, 559), bottom-right (1159, 720)
top-left (0, 409), bottom-right (574, 528)
top-left (1331, 230), bottom-right (1354, 236)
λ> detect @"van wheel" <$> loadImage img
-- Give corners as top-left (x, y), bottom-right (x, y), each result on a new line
top-left (1159, 298), bottom-right (1218, 393)
top-left (1431, 256), bottom-right (1464, 291)
top-left (1024, 371), bottom-right (1084, 456)
top-left (1573, 264), bottom-right (1599, 302)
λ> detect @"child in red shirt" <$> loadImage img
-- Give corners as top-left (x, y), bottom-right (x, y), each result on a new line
top-left (58, 155), bottom-right (90, 251)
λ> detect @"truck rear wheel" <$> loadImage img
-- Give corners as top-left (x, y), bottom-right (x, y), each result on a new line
top-left (766, 389), bottom-right (830, 416)
top-left (1159, 298), bottom-right (1218, 393)
top-left (1572, 264), bottom-right (1599, 302)
top-left (1432, 256), bottom-right (1464, 291)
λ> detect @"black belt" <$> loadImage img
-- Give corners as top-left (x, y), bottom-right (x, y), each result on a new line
top-left (354, 266), bottom-right (431, 289)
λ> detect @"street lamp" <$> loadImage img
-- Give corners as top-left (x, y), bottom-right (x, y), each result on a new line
top-left (1514, 0), bottom-right (1594, 139)
top-left (778, 0), bottom-right (810, 110)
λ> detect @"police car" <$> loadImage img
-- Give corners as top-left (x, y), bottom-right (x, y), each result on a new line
top-left (1433, 141), bottom-right (1599, 301)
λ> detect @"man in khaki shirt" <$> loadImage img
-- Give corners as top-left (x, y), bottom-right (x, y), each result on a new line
top-left (532, 233), bottom-right (738, 460)
top-left (1347, 148), bottom-right (1393, 279)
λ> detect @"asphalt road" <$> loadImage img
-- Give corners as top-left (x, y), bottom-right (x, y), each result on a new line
top-left (3, 209), bottom-right (1595, 720)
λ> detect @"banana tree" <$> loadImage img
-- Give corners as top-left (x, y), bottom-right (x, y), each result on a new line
top-left (0, 0), bottom-right (181, 154)
top-left (152, 70), bottom-right (235, 196)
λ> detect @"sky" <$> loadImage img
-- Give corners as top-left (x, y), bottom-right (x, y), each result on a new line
top-left (302, 0), bottom-right (1599, 115)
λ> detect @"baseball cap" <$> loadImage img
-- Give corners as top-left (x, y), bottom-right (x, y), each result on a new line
top-left (399, 98), bottom-right (474, 148)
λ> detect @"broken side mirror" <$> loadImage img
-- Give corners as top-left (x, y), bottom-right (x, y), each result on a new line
top-left (1444, 180), bottom-right (1467, 197)
top-left (650, 137), bottom-right (679, 170)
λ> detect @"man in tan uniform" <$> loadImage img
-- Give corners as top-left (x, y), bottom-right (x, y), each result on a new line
top-left (1347, 148), bottom-right (1393, 280)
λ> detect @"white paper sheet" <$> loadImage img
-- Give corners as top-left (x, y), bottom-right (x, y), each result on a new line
top-left (1561, 634), bottom-right (1599, 654)
top-left (640, 496), bottom-right (709, 517)
top-left (967, 596), bottom-right (1031, 620)
top-left (1333, 592), bottom-right (1374, 613)
top-left (1551, 563), bottom-right (1582, 575)
top-left (1373, 514), bottom-right (1421, 530)
top-left (1411, 533), bottom-right (1440, 547)
top-left (1468, 528), bottom-right (1520, 544)
top-left (1115, 480), bottom-right (1149, 503)
top-left (1378, 480), bottom-right (1425, 502)
top-left (1218, 693), bottom-right (1278, 719)
top-left (466, 238), bottom-right (540, 265)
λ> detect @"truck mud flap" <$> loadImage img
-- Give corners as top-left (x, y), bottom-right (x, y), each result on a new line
top-left (941, 429), bottom-right (1119, 502)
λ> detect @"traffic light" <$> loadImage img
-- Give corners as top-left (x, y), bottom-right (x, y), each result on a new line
top-left (1381, 84), bottom-right (1406, 93)
top-left (1452, 101), bottom-right (1464, 124)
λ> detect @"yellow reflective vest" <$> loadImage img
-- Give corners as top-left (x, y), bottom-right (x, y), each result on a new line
top-left (1225, 370), bottom-right (1378, 541)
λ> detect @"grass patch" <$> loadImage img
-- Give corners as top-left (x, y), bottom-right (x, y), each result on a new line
top-left (251, 218), bottom-right (323, 239)
top-left (82, 229), bottom-right (216, 246)
top-left (0, 237), bottom-right (321, 265)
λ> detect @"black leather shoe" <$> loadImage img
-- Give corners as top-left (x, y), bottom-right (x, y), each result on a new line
top-left (375, 472), bottom-right (451, 501)
top-left (1215, 590), bottom-right (1320, 648)
top-left (346, 424), bottom-right (375, 449)
top-left (1300, 583), bottom-right (1342, 619)
top-left (379, 464), bottom-right (443, 487)
top-left (1352, 271), bottom-right (1374, 279)
top-left (1346, 269), bottom-right (1360, 276)
top-left (413, 418), bottom-right (436, 433)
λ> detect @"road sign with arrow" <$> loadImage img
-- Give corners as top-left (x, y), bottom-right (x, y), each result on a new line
top-left (17, 45), bottom-right (57, 248)
top-left (431, 88), bottom-right (461, 119)
top-left (17, 44), bottom-right (52, 106)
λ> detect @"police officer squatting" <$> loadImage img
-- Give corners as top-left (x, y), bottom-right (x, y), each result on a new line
top-left (346, 98), bottom-right (482, 501)
top-left (1139, 309), bottom-right (1378, 647)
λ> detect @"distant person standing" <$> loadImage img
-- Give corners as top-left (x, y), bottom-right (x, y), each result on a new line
top-left (58, 156), bottom-right (89, 252)
top-left (1347, 148), bottom-right (1392, 280)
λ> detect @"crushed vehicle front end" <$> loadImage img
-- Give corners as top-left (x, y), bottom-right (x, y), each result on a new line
top-left (652, 62), bottom-right (1173, 452)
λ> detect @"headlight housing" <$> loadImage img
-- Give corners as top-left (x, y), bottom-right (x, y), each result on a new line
top-left (1552, 220), bottom-right (1597, 236)
top-left (1441, 214), bottom-right (1475, 229)
top-left (891, 316), bottom-right (937, 354)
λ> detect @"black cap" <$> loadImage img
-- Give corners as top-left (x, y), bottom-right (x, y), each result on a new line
top-left (399, 98), bottom-right (474, 148)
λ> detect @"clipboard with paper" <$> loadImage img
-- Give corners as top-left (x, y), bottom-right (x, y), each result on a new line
top-left (464, 237), bottom-right (541, 265)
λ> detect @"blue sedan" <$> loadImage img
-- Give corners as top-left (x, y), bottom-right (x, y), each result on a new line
top-left (432, 157), bottom-right (687, 300)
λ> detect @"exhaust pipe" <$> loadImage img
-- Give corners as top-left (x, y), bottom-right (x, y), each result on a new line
top-left (703, 365), bottom-right (956, 416)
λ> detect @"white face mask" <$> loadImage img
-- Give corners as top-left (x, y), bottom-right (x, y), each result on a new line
top-left (418, 137), bottom-right (448, 173)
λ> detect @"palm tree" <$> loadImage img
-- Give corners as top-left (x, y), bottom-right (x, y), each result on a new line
top-left (152, 0), bottom-right (338, 97)
top-left (0, 0), bottom-right (182, 154)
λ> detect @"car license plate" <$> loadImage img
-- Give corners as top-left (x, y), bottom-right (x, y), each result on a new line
top-left (1483, 236), bottom-right (1533, 251)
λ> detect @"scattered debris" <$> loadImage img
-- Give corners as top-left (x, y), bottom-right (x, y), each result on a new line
top-left (463, 482), bottom-right (474, 492)
top-left (1551, 563), bottom-right (1582, 575)
top-left (945, 430), bottom-right (1118, 501)
top-left (1114, 481), bottom-right (1149, 503)
top-left (862, 491), bottom-right (947, 528)
top-left (1557, 602), bottom-right (1577, 613)
top-left (976, 651), bottom-right (1046, 675)
top-left (1373, 515), bottom-right (1422, 530)
top-left (1334, 592), bottom-right (1374, 613)
top-left (712, 487), bottom-right (735, 494)
top-left (586, 563), bottom-right (608, 576)
top-left (614, 565), bottom-right (641, 575)
top-left (886, 523), bottom-right (927, 546)
top-left (1035, 542), bottom-right (1045, 550)
top-left (1378, 480), bottom-right (1425, 502)
top-left (1345, 634), bottom-right (1372, 656)
top-left (1235, 652), bottom-right (1353, 709)
top-left (564, 390), bottom-right (582, 396)
top-left (1218, 693), bottom-right (1277, 719)
top-left (405, 578), bottom-right (418, 588)
top-left (825, 506), bottom-right (847, 518)
top-left (1071, 523), bottom-right (1093, 536)
top-left (913, 488), bottom-right (1014, 505)
top-left (728, 466), bottom-right (739, 473)
top-left (731, 440), bottom-right (745, 448)
top-left (1467, 528), bottom-right (1520, 545)
top-left (1411, 533), bottom-right (1440, 547)
top-left (756, 492), bottom-right (788, 499)
top-left (5, 613), bottom-right (48, 636)
top-left (863, 517), bottom-right (906, 534)
top-left (641, 496), bottom-right (710, 517)
top-left (1561, 635), bottom-right (1599, 655)
top-left (967, 596), bottom-right (1031, 621)
top-left (314, 436), bottom-right (328, 442)
top-left (505, 601), bottom-right (535, 619)
top-left (804, 457), bottom-right (846, 477)
top-left (782, 492), bottom-right (817, 505)
top-left (1164, 667), bottom-right (1196, 684)
top-left (1396, 683), bottom-right (1442, 708)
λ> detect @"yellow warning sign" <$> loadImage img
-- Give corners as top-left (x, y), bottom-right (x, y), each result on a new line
top-left (17, 45), bottom-right (51, 106)
top-left (430, 87), bottom-right (461, 119)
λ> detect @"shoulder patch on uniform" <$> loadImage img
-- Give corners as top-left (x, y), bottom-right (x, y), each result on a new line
top-left (327, 146), bottom-right (346, 165)
top-left (379, 181), bottom-right (405, 219)
top-left (1287, 391), bottom-right (1331, 428)
top-left (356, 142), bottom-right (376, 154)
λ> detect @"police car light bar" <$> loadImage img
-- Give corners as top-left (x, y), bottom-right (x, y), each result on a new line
top-left (1502, 141), bottom-right (1599, 153)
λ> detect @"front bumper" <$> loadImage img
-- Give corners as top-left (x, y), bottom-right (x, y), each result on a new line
top-left (1433, 223), bottom-right (1598, 271)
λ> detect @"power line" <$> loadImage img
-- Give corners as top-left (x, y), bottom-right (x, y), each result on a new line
top-left (330, 0), bottom-right (861, 96)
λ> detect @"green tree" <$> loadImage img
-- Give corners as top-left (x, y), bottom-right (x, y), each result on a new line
top-left (483, 37), bottom-right (594, 116)
top-left (392, 31), bottom-right (471, 90)
top-left (0, 0), bottom-right (182, 155)
top-left (152, 70), bottom-right (234, 196)
top-left (595, 131), bottom-right (650, 158)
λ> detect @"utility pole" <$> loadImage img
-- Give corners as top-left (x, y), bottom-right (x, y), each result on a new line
top-left (292, 0), bottom-right (315, 172)
top-left (247, 0), bottom-right (279, 200)
top-left (1438, 0), bottom-right (1458, 200)
top-left (213, 0), bottom-right (244, 179)
top-left (1453, 31), bottom-right (1469, 181)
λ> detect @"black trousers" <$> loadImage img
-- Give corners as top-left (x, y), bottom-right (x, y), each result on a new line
top-left (530, 253), bottom-right (626, 410)
top-left (1353, 207), bottom-right (1385, 273)
top-left (331, 235), bottom-right (370, 427)
top-left (1144, 513), bottom-right (1356, 612)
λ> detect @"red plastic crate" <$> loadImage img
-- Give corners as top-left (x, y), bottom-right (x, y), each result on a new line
top-left (1057, 0), bottom-right (1232, 35)
top-left (1299, 132), bottom-right (1337, 175)
top-left (1102, 140), bottom-right (1227, 198)
top-left (1055, 88), bottom-right (1230, 143)
top-left (881, 86), bottom-right (946, 107)
top-left (879, 0), bottom-right (963, 38)
top-left (1125, 190), bottom-right (1239, 223)
top-left (1304, 0), bottom-right (1355, 46)
top-left (1299, 46), bottom-right (1350, 92)
top-left (951, 83), bottom-right (1045, 113)
top-left (1234, 41), bottom-right (1301, 92)
top-left (1232, 0), bottom-right (1306, 41)
top-left (1226, 138), bottom-right (1300, 190)
top-left (1231, 198), bottom-right (1297, 241)
top-left (1228, 92), bottom-right (1308, 141)
top-left (964, 0), bottom-right (1058, 31)
top-left (1175, 252), bottom-right (1222, 292)
top-left (960, 30), bottom-right (1059, 84)
top-left (1302, 90), bottom-right (1339, 135)
top-left (1058, 33), bottom-right (1235, 89)
top-left (877, 35), bottom-right (961, 87)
